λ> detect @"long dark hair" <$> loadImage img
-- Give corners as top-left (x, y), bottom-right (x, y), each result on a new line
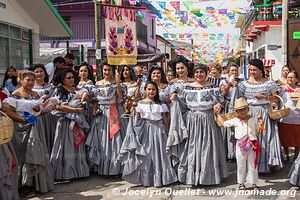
top-left (101, 59), bottom-right (115, 78)
top-left (78, 62), bottom-right (95, 84)
top-left (29, 63), bottom-right (49, 84)
top-left (55, 68), bottom-right (77, 100)
top-left (170, 55), bottom-right (193, 78)
top-left (2, 66), bottom-right (18, 89)
top-left (120, 66), bottom-right (137, 82)
top-left (146, 65), bottom-right (168, 84)
top-left (144, 81), bottom-right (161, 104)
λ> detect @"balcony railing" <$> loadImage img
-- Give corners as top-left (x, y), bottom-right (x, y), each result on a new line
top-left (41, 19), bottom-right (148, 44)
top-left (242, 6), bottom-right (300, 34)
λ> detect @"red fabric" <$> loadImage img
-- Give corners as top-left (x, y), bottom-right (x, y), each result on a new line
top-left (73, 123), bottom-right (86, 148)
top-left (252, 140), bottom-right (261, 169)
top-left (109, 104), bottom-right (120, 140)
top-left (0, 91), bottom-right (8, 101)
top-left (10, 158), bottom-right (16, 176)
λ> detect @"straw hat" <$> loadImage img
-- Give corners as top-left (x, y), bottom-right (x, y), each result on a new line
top-left (234, 98), bottom-right (249, 110)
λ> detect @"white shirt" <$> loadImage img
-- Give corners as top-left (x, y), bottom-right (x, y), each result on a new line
top-left (280, 92), bottom-right (300, 125)
top-left (223, 117), bottom-right (258, 140)
top-left (136, 102), bottom-right (168, 121)
top-left (45, 62), bottom-right (55, 84)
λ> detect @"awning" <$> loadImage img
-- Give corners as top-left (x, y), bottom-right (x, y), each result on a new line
top-left (16, 0), bottom-right (72, 38)
top-left (244, 21), bottom-right (281, 42)
top-left (137, 53), bottom-right (169, 63)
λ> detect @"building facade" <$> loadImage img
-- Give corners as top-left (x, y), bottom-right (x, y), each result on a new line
top-left (40, 0), bottom-right (160, 65)
top-left (0, 0), bottom-right (71, 78)
top-left (236, 0), bottom-right (300, 80)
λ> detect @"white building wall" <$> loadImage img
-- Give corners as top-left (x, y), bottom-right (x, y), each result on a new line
top-left (252, 26), bottom-right (282, 80)
top-left (0, 0), bottom-right (40, 65)
top-left (0, 0), bottom-right (39, 33)
top-left (265, 26), bottom-right (282, 80)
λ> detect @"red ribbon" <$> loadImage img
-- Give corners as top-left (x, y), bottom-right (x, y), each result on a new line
top-left (252, 140), bottom-right (261, 169)
top-left (109, 104), bottom-right (120, 140)
top-left (10, 158), bottom-right (16, 176)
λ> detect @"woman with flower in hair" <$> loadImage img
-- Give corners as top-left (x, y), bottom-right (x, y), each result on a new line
top-left (238, 59), bottom-right (283, 173)
top-left (2, 70), bottom-right (54, 195)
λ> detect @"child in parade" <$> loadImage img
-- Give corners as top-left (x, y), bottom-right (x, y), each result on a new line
top-left (217, 98), bottom-right (262, 190)
top-left (2, 66), bottom-right (18, 94)
top-left (118, 81), bottom-right (177, 187)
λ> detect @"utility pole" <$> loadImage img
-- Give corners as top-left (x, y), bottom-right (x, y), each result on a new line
top-left (94, 1), bottom-right (102, 81)
top-left (282, 0), bottom-right (288, 66)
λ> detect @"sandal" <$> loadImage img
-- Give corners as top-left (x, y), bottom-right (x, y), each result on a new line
top-left (238, 183), bottom-right (246, 190)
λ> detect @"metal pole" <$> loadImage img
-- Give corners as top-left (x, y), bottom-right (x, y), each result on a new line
top-left (95, 1), bottom-right (102, 81)
top-left (191, 38), bottom-right (194, 63)
top-left (282, 0), bottom-right (288, 66)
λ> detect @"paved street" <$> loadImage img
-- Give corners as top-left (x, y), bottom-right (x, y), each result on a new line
top-left (25, 161), bottom-right (299, 200)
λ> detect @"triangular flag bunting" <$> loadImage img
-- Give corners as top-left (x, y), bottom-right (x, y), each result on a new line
top-left (157, 2), bottom-right (166, 10)
top-left (191, 10), bottom-right (204, 17)
top-left (170, 1), bottom-right (180, 11)
top-left (183, 1), bottom-right (193, 11)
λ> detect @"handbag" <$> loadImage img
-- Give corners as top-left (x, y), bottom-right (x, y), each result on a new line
top-left (237, 121), bottom-right (254, 154)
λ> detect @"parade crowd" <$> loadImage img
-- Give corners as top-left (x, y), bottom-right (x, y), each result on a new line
top-left (1, 53), bottom-right (300, 199)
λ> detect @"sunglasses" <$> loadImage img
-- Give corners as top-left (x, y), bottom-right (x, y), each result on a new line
top-left (65, 76), bottom-right (75, 80)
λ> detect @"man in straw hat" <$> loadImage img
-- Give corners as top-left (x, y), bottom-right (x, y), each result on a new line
top-left (216, 98), bottom-right (262, 190)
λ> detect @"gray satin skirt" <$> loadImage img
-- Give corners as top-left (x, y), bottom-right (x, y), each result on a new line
top-left (12, 119), bottom-right (54, 193)
top-left (86, 104), bottom-right (126, 175)
top-left (0, 143), bottom-right (19, 200)
top-left (289, 154), bottom-right (300, 186)
top-left (249, 104), bottom-right (283, 173)
top-left (119, 115), bottom-right (178, 187)
top-left (50, 118), bottom-right (90, 180)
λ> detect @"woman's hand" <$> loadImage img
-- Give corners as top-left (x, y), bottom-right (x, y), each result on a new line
top-left (255, 93), bottom-right (267, 100)
top-left (32, 105), bottom-right (41, 112)
top-left (169, 92), bottom-right (178, 101)
top-left (213, 103), bottom-right (222, 114)
top-left (115, 67), bottom-right (121, 85)
top-left (41, 94), bottom-right (49, 101)
top-left (136, 78), bottom-right (142, 88)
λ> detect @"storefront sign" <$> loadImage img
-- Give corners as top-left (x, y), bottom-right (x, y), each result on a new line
top-left (267, 45), bottom-right (281, 51)
top-left (293, 32), bottom-right (300, 40)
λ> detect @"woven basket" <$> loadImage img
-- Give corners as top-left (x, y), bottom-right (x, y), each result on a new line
top-left (268, 95), bottom-right (290, 120)
top-left (0, 111), bottom-right (14, 145)
top-left (215, 111), bottom-right (238, 127)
